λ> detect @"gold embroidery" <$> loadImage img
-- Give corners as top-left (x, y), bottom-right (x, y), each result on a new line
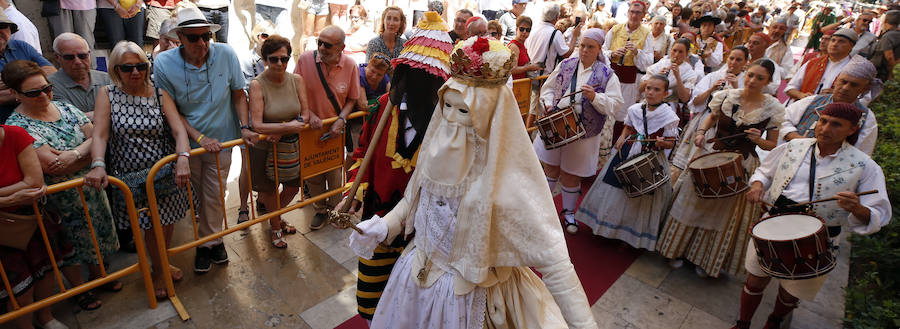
top-left (385, 105), bottom-right (419, 173)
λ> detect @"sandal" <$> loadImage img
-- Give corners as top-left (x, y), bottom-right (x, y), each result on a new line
top-left (76, 292), bottom-right (102, 311)
top-left (169, 265), bottom-right (184, 282)
top-left (280, 221), bottom-right (297, 235)
top-left (97, 280), bottom-right (123, 292)
top-left (237, 209), bottom-right (250, 225)
top-left (271, 230), bottom-right (287, 248)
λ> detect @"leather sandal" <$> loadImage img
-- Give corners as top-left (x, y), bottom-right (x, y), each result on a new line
top-left (271, 230), bottom-right (287, 248)
top-left (280, 221), bottom-right (297, 234)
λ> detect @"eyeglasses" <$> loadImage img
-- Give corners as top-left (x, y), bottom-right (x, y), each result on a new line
top-left (267, 56), bottom-right (290, 64)
top-left (490, 32), bottom-right (499, 37)
top-left (20, 84), bottom-right (53, 98)
top-left (350, 15), bottom-right (361, 20)
top-left (61, 53), bottom-right (90, 61)
top-left (518, 26), bottom-right (531, 32)
top-left (0, 23), bottom-right (10, 30)
top-left (317, 39), bottom-right (335, 49)
top-left (117, 63), bottom-right (150, 73)
top-left (183, 32), bottom-right (213, 43)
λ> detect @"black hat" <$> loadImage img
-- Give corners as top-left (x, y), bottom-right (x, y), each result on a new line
top-left (691, 14), bottom-right (722, 28)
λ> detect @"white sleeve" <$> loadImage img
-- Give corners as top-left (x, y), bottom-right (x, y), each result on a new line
top-left (749, 140), bottom-right (790, 189)
top-left (602, 29), bottom-right (614, 57)
top-left (535, 260), bottom-right (599, 329)
top-left (553, 30), bottom-right (570, 58)
top-left (779, 96), bottom-right (812, 141)
top-left (848, 160), bottom-right (892, 235)
top-left (855, 112), bottom-right (878, 155)
top-left (705, 42), bottom-right (724, 69)
top-left (634, 33), bottom-right (655, 71)
top-left (540, 66), bottom-right (563, 108)
top-left (690, 74), bottom-right (715, 113)
top-left (643, 59), bottom-right (666, 79)
top-left (780, 46), bottom-right (795, 76)
top-left (785, 61), bottom-right (808, 93)
top-left (590, 74), bottom-right (624, 117)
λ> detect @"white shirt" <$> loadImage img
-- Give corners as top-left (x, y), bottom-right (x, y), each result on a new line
top-left (697, 37), bottom-right (724, 70)
top-left (4, 3), bottom-right (41, 55)
top-left (765, 41), bottom-right (795, 77)
top-left (750, 142), bottom-right (891, 235)
top-left (539, 60), bottom-right (625, 120)
top-left (649, 32), bottom-right (673, 62)
top-left (689, 67), bottom-right (745, 113)
top-left (779, 96), bottom-right (878, 155)
top-left (785, 55), bottom-right (852, 95)
top-left (525, 21), bottom-right (571, 76)
top-left (643, 56), bottom-right (699, 93)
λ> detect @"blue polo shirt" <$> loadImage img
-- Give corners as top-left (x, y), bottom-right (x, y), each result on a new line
top-left (153, 43), bottom-right (245, 147)
top-left (0, 40), bottom-right (52, 69)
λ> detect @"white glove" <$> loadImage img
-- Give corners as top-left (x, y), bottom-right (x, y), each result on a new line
top-left (536, 260), bottom-right (598, 329)
top-left (348, 216), bottom-right (388, 260)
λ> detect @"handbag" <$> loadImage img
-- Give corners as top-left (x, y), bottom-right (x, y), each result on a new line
top-left (265, 134), bottom-right (301, 183)
top-left (0, 210), bottom-right (38, 250)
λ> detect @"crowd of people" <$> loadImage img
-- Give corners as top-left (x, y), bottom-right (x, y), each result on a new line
top-left (0, 0), bottom-right (897, 328)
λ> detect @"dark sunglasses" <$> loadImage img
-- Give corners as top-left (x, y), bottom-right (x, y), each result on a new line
top-left (184, 32), bottom-right (213, 43)
top-left (20, 84), bottom-right (53, 98)
top-left (267, 56), bottom-right (290, 64)
top-left (518, 26), bottom-right (531, 32)
top-left (317, 39), bottom-right (334, 49)
top-left (0, 23), bottom-right (10, 30)
top-left (61, 53), bottom-right (90, 61)
top-left (117, 63), bottom-right (150, 73)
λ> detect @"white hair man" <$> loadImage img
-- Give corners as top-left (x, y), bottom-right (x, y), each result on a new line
top-left (48, 33), bottom-right (111, 120)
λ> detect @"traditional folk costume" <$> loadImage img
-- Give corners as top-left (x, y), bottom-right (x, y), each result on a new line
top-left (786, 29), bottom-right (858, 104)
top-left (350, 36), bottom-right (597, 329)
top-left (346, 12), bottom-right (452, 320)
top-left (603, 14), bottom-right (655, 136)
top-left (778, 57), bottom-right (883, 155)
top-left (736, 104), bottom-right (891, 329)
top-left (657, 89), bottom-right (784, 277)
top-left (690, 15), bottom-right (725, 74)
top-left (575, 102), bottom-right (679, 250)
top-left (765, 36), bottom-right (795, 79)
top-left (534, 29), bottom-right (624, 226)
top-left (643, 56), bottom-right (699, 127)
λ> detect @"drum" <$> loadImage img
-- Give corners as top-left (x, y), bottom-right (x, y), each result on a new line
top-left (687, 151), bottom-right (748, 198)
top-left (613, 152), bottom-right (670, 198)
top-left (750, 214), bottom-right (837, 280)
top-left (536, 107), bottom-right (585, 149)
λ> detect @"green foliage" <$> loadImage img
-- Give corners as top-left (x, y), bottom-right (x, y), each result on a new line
top-left (844, 69), bottom-right (900, 328)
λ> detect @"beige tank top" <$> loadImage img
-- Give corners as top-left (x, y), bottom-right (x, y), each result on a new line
top-left (256, 73), bottom-right (302, 123)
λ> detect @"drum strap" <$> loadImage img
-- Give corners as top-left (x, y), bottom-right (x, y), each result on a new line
top-left (642, 104), bottom-right (653, 150)
top-left (809, 143), bottom-right (816, 202)
top-left (569, 60), bottom-right (579, 107)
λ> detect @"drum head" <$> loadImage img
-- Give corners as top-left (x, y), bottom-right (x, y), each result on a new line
top-left (619, 152), bottom-right (653, 168)
top-left (688, 152), bottom-right (742, 169)
top-left (753, 215), bottom-right (823, 241)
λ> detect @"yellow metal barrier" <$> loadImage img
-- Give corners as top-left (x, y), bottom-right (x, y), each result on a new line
top-left (0, 177), bottom-right (157, 324)
top-left (512, 75), bottom-right (549, 129)
top-left (146, 111), bottom-right (367, 321)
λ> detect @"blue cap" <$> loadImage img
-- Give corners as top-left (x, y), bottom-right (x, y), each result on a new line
top-left (512, 0), bottom-right (528, 5)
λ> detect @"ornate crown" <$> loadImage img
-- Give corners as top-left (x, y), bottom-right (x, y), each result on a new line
top-left (449, 37), bottom-right (515, 86)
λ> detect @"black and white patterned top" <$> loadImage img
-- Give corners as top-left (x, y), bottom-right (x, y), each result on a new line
top-left (106, 85), bottom-right (175, 175)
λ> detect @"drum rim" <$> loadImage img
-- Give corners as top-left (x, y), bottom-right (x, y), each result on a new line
top-left (760, 260), bottom-right (837, 280)
top-left (614, 151), bottom-right (670, 197)
top-left (687, 151), bottom-right (743, 170)
top-left (750, 212), bottom-right (827, 242)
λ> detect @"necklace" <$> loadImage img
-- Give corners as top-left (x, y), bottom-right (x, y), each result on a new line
top-left (417, 196), bottom-right (454, 284)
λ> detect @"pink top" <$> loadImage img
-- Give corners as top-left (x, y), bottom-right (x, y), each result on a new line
top-left (147, 0), bottom-right (180, 8)
top-left (294, 51), bottom-right (360, 119)
top-left (60, 0), bottom-right (96, 10)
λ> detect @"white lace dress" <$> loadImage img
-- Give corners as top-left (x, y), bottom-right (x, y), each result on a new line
top-left (371, 188), bottom-right (568, 329)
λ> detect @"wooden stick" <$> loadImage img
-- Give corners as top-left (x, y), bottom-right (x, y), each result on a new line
top-left (625, 137), bottom-right (678, 142)
top-left (707, 126), bottom-right (777, 143)
top-left (561, 83), bottom-right (604, 98)
top-left (791, 190), bottom-right (879, 207)
top-left (338, 100), bottom-right (394, 215)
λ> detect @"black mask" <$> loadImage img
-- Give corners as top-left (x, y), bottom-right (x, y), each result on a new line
top-left (389, 64), bottom-right (446, 157)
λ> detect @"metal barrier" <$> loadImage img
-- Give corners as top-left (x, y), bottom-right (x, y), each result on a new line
top-left (145, 111), bottom-right (367, 320)
top-left (512, 74), bottom-right (550, 131)
top-left (0, 177), bottom-right (157, 324)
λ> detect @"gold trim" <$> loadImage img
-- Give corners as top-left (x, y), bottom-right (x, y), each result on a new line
top-left (385, 105), bottom-right (419, 173)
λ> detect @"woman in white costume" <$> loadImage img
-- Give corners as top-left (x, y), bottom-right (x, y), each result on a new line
top-left (642, 38), bottom-right (698, 128)
top-left (349, 36), bottom-right (597, 329)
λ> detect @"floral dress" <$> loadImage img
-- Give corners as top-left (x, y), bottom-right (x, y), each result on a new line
top-left (7, 101), bottom-right (119, 265)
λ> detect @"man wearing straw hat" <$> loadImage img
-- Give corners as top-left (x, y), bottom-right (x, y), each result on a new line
top-left (153, 6), bottom-right (255, 274)
top-left (738, 103), bottom-right (892, 329)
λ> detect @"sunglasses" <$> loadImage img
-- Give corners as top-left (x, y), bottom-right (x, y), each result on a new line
top-left (183, 32), bottom-right (213, 43)
top-left (0, 23), bottom-right (10, 30)
top-left (317, 39), bottom-right (335, 49)
top-left (61, 53), bottom-right (90, 61)
top-left (267, 56), bottom-right (290, 64)
top-left (518, 26), bottom-right (531, 32)
top-left (117, 63), bottom-right (150, 73)
top-left (20, 84), bottom-right (53, 98)
top-left (350, 15), bottom-right (361, 20)
top-left (259, 33), bottom-right (270, 39)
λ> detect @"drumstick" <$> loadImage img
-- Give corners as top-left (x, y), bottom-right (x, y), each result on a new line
top-left (560, 83), bottom-right (604, 99)
top-left (706, 126), bottom-right (777, 143)
top-left (625, 137), bottom-right (679, 142)
top-left (791, 190), bottom-right (879, 207)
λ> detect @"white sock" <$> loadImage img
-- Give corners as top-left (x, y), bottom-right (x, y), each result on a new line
top-left (547, 176), bottom-right (558, 192)
top-left (561, 184), bottom-right (580, 221)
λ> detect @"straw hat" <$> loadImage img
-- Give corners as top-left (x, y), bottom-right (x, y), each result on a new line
top-left (166, 6), bottom-right (221, 39)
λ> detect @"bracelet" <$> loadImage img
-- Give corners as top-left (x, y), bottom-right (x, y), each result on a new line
top-left (72, 149), bottom-right (82, 159)
top-left (196, 134), bottom-right (205, 143)
top-left (178, 152), bottom-right (190, 158)
top-left (337, 116), bottom-right (347, 123)
top-left (90, 160), bottom-right (106, 169)
top-left (240, 125), bottom-right (252, 130)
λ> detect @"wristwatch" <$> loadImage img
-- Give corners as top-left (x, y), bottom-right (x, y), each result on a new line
top-left (240, 124), bottom-right (252, 130)
top-left (178, 152), bottom-right (190, 158)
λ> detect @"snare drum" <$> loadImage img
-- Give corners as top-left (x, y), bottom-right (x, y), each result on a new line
top-left (687, 151), bottom-right (748, 198)
top-left (751, 214), bottom-right (837, 280)
top-left (536, 107), bottom-right (586, 149)
top-left (613, 152), bottom-right (670, 198)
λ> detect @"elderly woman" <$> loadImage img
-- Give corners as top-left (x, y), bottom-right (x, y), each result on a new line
top-left (366, 6), bottom-right (407, 61)
top-left (487, 19), bottom-right (503, 40)
top-left (84, 41), bottom-right (192, 298)
top-left (0, 124), bottom-right (72, 329)
top-left (534, 29), bottom-right (624, 234)
top-left (249, 35), bottom-right (318, 248)
top-left (4, 60), bottom-right (120, 311)
top-left (507, 16), bottom-right (542, 80)
top-left (359, 53), bottom-right (392, 105)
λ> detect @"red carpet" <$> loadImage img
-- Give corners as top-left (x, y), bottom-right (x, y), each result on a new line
top-left (335, 177), bottom-right (640, 328)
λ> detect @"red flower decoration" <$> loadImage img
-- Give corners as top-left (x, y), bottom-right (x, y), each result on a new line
top-left (472, 37), bottom-right (490, 54)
